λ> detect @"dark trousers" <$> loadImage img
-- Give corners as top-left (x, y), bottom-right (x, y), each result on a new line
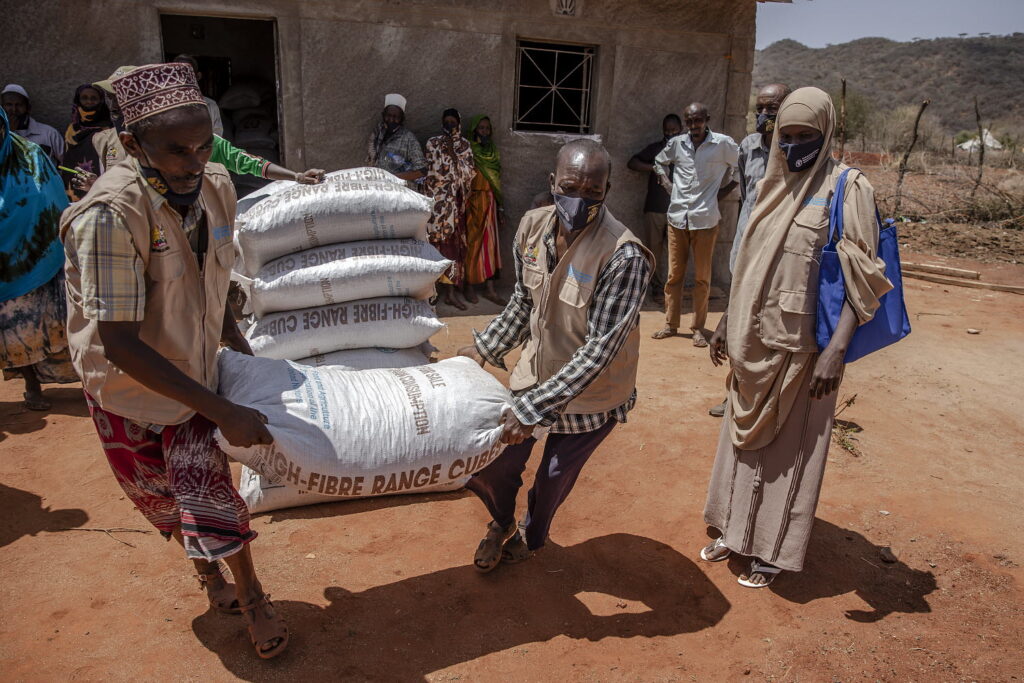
top-left (466, 419), bottom-right (617, 551)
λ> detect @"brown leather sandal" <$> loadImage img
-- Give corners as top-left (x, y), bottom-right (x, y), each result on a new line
top-left (239, 593), bottom-right (289, 660)
top-left (196, 563), bottom-right (242, 614)
top-left (473, 520), bottom-right (517, 573)
top-left (500, 530), bottom-right (534, 565)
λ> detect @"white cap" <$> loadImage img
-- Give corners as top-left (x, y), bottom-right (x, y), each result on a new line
top-left (1, 84), bottom-right (29, 100)
top-left (384, 93), bottom-right (407, 112)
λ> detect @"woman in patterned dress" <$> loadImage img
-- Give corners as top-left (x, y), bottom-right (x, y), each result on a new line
top-left (423, 108), bottom-right (476, 310)
top-left (0, 107), bottom-right (77, 410)
top-left (463, 114), bottom-right (506, 305)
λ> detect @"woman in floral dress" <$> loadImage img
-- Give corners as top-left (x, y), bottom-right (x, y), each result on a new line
top-left (423, 108), bottom-right (475, 310)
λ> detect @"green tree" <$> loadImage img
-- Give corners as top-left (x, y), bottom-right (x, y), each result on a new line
top-left (830, 89), bottom-right (872, 141)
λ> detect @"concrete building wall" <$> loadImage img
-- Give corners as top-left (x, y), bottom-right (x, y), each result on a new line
top-left (1, 0), bottom-right (757, 286)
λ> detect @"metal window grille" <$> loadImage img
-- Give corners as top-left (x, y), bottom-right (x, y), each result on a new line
top-left (514, 40), bottom-right (595, 133)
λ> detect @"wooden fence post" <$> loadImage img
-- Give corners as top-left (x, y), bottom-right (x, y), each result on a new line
top-left (893, 99), bottom-right (930, 217)
top-left (971, 96), bottom-right (984, 201)
top-left (838, 78), bottom-right (847, 160)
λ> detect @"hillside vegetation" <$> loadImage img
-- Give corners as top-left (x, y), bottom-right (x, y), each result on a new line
top-left (754, 35), bottom-right (1024, 137)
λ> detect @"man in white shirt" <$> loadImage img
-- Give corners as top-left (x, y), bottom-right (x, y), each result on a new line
top-left (651, 102), bottom-right (738, 347)
top-left (1, 84), bottom-right (65, 164)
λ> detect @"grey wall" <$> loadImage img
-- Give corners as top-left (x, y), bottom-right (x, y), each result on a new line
top-left (0, 0), bottom-right (756, 286)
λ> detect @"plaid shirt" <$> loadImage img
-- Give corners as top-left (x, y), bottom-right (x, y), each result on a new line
top-left (367, 127), bottom-right (427, 176)
top-left (474, 224), bottom-right (651, 434)
top-left (65, 179), bottom-right (204, 322)
top-left (64, 176), bottom-right (206, 434)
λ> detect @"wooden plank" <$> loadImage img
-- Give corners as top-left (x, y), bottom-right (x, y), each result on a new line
top-left (901, 262), bottom-right (981, 280)
top-left (903, 271), bottom-right (1024, 294)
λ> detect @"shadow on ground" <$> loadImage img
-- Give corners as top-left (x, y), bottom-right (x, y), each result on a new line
top-left (0, 386), bottom-right (88, 442)
top-left (713, 519), bottom-right (937, 623)
top-left (0, 483), bottom-right (89, 548)
top-left (192, 533), bottom-right (730, 680)
top-left (259, 488), bottom-right (474, 524)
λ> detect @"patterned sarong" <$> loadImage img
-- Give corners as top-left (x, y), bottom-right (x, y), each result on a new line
top-left (85, 393), bottom-right (256, 561)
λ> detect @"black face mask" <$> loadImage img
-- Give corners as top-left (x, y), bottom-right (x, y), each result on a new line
top-left (552, 192), bottom-right (603, 232)
top-left (385, 121), bottom-right (400, 133)
top-left (139, 152), bottom-right (203, 207)
top-left (778, 137), bottom-right (824, 173)
top-left (443, 121), bottom-right (458, 134)
top-left (756, 112), bottom-right (776, 135)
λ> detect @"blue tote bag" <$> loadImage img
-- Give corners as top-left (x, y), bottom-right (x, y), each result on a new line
top-left (816, 168), bottom-right (911, 362)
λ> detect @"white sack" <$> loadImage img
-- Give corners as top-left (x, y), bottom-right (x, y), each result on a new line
top-left (294, 345), bottom-right (431, 370)
top-left (246, 296), bottom-right (443, 361)
top-left (217, 353), bottom-right (510, 503)
top-left (235, 170), bottom-right (430, 276)
top-left (239, 343), bottom-right (434, 513)
top-left (235, 167), bottom-right (404, 216)
top-left (249, 239), bottom-right (450, 317)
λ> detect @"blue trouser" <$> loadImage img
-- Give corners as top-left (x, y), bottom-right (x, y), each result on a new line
top-left (466, 419), bottom-right (617, 551)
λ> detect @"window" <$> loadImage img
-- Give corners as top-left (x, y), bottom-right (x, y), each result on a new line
top-left (514, 40), bottom-right (596, 133)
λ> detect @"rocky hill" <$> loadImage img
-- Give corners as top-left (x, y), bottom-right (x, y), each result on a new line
top-left (754, 34), bottom-right (1024, 134)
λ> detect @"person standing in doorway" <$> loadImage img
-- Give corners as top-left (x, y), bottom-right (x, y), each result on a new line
top-left (709, 83), bottom-right (791, 418)
top-left (651, 103), bottom-right (738, 347)
top-left (1, 84), bottom-right (65, 165)
top-left (366, 93), bottom-right (427, 183)
top-left (464, 114), bottom-right (506, 306)
top-left (61, 63), bottom-right (287, 659)
top-left (627, 113), bottom-right (682, 305)
top-left (423, 108), bottom-right (476, 310)
top-left (458, 140), bottom-right (652, 573)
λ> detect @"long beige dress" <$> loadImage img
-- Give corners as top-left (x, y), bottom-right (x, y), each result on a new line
top-left (703, 88), bottom-right (892, 572)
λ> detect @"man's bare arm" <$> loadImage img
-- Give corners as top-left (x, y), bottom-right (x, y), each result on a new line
top-left (97, 321), bottom-right (271, 447)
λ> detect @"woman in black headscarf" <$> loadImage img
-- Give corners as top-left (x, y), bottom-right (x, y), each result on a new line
top-left (60, 84), bottom-right (111, 200)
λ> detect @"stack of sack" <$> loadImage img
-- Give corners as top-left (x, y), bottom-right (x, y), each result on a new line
top-left (230, 166), bottom-right (484, 512)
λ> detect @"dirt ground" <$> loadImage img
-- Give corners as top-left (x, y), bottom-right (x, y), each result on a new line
top-left (868, 165), bottom-right (1024, 266)
top-left (2, 262), bottom-right (1023, 682)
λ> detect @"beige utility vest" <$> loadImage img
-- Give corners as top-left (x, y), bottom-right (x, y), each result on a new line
top-left (92, 128), bottom-right (126, 173)
top-left (60, 161), bottom-right (237, 425)
top-left (508, 206), bottom-right (652, 414)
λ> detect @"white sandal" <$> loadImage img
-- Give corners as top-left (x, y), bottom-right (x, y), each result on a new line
top-left (699, 536), bottom-right (731, 562)
top-left (737, 559), bottom-right (782, 588)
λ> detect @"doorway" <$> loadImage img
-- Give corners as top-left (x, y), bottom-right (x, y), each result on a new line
top-left (160, 13), bottom-right (280, 196)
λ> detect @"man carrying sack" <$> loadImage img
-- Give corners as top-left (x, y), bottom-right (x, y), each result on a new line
top-left (60, 63), bottom-right (287, 659)
top-left (458, 139), bottom-right (652, 572)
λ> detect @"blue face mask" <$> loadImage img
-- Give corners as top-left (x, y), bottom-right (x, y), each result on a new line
top-left (552, 192), bottom-right (603, 232)
top-left (778, 137), bottom-right (824, 172)
top-left (756, 112), bottom-right (776, 135)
